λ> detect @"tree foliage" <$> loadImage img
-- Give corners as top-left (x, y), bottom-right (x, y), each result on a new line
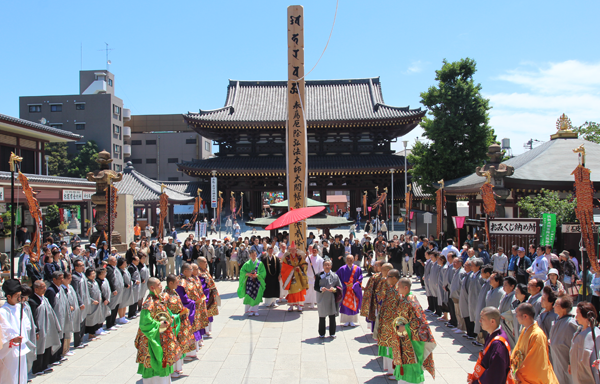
top-left (67, 141), bottom-right (99, 178)
top-left (45, 142), bottom-right (71, 176)
top-left (44, 140), bottom-right (100, 178)
top-left (408, 58), bottom-right (496, 196)
top-left (517, 189), bottom-right (577, 226)
top-left (574, 121), bottom-right (600, 144)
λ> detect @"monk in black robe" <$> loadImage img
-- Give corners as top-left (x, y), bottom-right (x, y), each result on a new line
top-left (262, 247), bottom-right (281, 307)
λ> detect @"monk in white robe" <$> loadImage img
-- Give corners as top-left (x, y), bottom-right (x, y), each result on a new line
top-left (0, 279), bottom-right (32, 384)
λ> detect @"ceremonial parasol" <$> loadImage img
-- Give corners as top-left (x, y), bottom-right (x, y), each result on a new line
top-left (265, 206), bottom-right (325, 230)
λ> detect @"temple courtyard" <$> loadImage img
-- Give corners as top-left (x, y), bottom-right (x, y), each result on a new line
top-left (27, 260), bottom-right (480, 384)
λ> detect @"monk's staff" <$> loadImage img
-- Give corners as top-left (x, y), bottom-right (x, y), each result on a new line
top-left (588, 312), bottom-right (600, 382)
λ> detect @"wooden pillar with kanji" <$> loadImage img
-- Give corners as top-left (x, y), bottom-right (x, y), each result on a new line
top-left (287, 5), bottom-right (308, 249)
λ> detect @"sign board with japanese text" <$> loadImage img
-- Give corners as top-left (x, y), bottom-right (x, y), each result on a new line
top-left (83, 191), bottom-right (93, 200)
top-left (62, 190), bottom-right (83, 202)
top-left (489, 219), bottom-right (539, 235)
top-left (286, 5), bottom-right (307, 249)
top-left (0, 187), bottom-right (4, 202)
top-left (211, 177), bottom-right (217, 209)
top-left (562, 223), bottom-right (600, 233)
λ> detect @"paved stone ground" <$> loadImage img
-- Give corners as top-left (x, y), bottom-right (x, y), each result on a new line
top-left (28, 270), bottom-right (480, 384)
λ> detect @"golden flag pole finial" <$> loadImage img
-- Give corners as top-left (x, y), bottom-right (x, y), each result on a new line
top-left (161, 184), bottom-right (166, 193)
top-left (197, 188), bottom-right (202, 195)
top-left (438, 179), bottom-right (445, 189)
top-left (9, 152), bottom-right (23, 172)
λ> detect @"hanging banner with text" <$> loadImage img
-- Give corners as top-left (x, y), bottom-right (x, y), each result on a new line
top-left (286, 5), bottom-right (307, 250)
top-left (540, 213), bottom-right (557, 246)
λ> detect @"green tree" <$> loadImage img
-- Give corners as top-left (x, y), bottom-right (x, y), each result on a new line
top-left (68, 141), bottom-right (100, 178)
top-left (408, 58), bottom-right (496, 196)
top-left (574, 121), bottom-right (600, 144)
top-left (517, 189), bottom-right (577, 226)
top-left (45, 142), bottom-right (71, 177)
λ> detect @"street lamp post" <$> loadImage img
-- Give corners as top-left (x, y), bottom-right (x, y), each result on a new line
top-left (403, 140), bottom-right (408, 232)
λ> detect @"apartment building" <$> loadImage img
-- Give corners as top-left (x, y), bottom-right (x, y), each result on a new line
top-left (19, 70), bottom-right (130, 172)
top-left (124, 114), bottom-right (212, 181)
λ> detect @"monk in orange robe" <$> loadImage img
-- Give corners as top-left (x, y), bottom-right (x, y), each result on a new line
top-left (510, 303), bottom-right (558, 384)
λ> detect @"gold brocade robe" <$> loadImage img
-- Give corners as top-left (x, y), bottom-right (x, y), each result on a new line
top-left (377, 284), bottom-right (436, 378)
top-left (181, 277), bottom-right (209, 332)
top-left (163, 287), bottom-right (196, 354)
top-left (199, 271), bottom-right (220, 317)
top-left (360, 273), bottom-right (382, 322)
top-left (134, 293), bottom-right (181, 368)
top-left (283, 251), bottom-right (309, 294)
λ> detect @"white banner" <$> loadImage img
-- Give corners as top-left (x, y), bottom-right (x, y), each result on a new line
top-left (0, 187), bottom-right (4, 202)
top-left (62, 190), bottom-right (83, 201)
top-left (211, 177), bottom-right (217, 208)
top-left (489, 220), bottom-right (538, 235)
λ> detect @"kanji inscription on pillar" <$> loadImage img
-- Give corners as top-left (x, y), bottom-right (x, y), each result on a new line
top-left (287, 5), bottom-right (307, 249)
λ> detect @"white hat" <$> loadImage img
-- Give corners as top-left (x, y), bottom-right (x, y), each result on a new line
top-left (548, 268), bottom-right (559, 276)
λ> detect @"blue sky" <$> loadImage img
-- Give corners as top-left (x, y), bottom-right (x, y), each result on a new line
top-left (1, 0), bottom-right (599, 155)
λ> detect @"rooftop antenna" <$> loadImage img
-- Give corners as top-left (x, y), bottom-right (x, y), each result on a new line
top-left (523, 138), bottom-right (543, 151)
top-left (98, 43), bottom-right (114, 70)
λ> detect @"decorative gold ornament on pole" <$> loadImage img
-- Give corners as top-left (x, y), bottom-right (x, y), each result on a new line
top-left (287, 5), bottom-right (308, 249)
top-left (8, 152), bottom-right (22, 279)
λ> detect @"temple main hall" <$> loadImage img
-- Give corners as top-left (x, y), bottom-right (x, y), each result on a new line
top-left (178, 77), bottom-right (425, 219)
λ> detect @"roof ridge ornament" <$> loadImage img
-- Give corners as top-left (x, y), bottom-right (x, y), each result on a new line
top-left (551, 113), bottom-right (578, 140)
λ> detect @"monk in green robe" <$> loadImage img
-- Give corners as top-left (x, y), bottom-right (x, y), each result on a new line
top-left (237, 249), bottom-right (267, 316)
top-left (134, 277), bottom-right (182, 384)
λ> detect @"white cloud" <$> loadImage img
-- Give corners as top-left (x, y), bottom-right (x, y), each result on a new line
top-left (405, 60), bottom-right (424, 74)
top-left (487, 60), bottom-right (600, 154)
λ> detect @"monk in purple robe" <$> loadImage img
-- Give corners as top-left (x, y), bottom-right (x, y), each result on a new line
top-left (469, 307), bottom-right (511, 384)
top-left (336, 255), bottom-right (363, 327)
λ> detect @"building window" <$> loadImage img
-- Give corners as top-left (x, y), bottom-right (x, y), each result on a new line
top-left (114, 164), bottom-right (122, 171)
top-left (28, 105), bottom-right (42, 113)
top-left (50, 124), bottom-right (63, 129)
top-left (167, 158), bottom-right (178, 163)
top-left (131, 158), bottom-right (142, 164)
top-left (21, 149), bottom-right (35, 174)
top-left (50, 104), bottom-right (62, 112)
top-left (168, 177), bottom-right (179, 181)
top-left (113, 105), bottom-right (121, 115)
top-left (131, 140), bottom-right (142, 145)
top-left (113, 144), bottom-right (120, 154)
top-left (205, 141), bottom-right (210, 151)
top-left (146, 158), bottom-right (157, 164)
top-left (75, 123), bottom-right (85, 130)
top-left (96, 74), bottom-right (106, 81)
top-left (185, 138), bottom-right (197, 144)
top-left (76, 143), bottom-right (85, 150)
top-left (75, 103), bottom-right (85, 110)
top-left (108, 79), bottom-right (113, 86)
top-left (113, 124), bottom-right (121, 134)
top-left (146, 140), bottom-right (156, 145)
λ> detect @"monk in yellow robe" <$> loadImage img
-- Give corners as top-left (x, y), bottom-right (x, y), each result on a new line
top-left (281, 242), bottom-right (308, 312)
top-left (511, 303), bottom-right (558, 384)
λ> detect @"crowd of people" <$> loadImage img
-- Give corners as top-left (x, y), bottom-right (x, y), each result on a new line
top-left (409, 235), bottom-right (600, 384)
top-left (4, 225), bottom-right (600, 383)
top-left (0, 233), bottom-right (221, 384)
